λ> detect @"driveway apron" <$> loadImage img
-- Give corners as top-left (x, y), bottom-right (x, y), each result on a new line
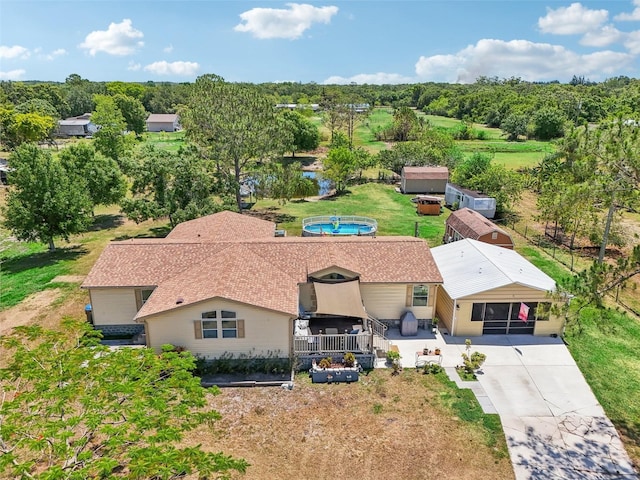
top-left (390, 332), bottom-right (638, 480)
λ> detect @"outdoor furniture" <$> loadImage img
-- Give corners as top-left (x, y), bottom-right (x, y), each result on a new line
top-left (415, 350), bottom-right (442, 368)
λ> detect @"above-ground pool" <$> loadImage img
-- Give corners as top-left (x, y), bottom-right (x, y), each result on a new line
top-left (302, 216), bottom-right (377, 236)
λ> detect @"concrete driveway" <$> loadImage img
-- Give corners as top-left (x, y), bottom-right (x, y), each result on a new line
top-left (388, 330), bottom-right (638, 480)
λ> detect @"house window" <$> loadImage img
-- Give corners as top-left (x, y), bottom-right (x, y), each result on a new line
top-left (471, 303), bottom-right (484, 321)
top-left (412, 285), bottom-right (429, 306)
top-left (491, 232), bottom-right (498, 240)
top-left (135, 288), bottom-right (155, 310)
top-left (202, 320), bottom-right (218, 338)
top-left (196, 310), bottom-right (244, 339)
top-left (202, 311), bottom-right (218, 338)
top-left (141, 289), bottom-right (153, 304)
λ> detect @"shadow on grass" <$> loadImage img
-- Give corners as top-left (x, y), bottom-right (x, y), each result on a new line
top-left (1, 245), bottom-right (87, 275)
top-left (88, 214), bottom-right (126, 231)
top-left (113, 224), bottom-right (171, 241)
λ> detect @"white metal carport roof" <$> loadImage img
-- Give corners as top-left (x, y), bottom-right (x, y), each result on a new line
top-left (431, 238), bottom-right (556, 299)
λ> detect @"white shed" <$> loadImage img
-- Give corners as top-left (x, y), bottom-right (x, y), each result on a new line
top-left (146, 114), bottom-right (180, 132)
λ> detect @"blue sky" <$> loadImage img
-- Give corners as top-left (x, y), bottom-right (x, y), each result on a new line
top-left (1, 1), bottom-right (640, 84)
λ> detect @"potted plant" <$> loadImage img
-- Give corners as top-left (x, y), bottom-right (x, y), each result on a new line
top-left (431, 317), bottom-right (439, 334)
top-left (343, 352), bottom-right (356, 367)
top-left (434, 347), bottom-right (441, 355)
top-left (386, 349), bottom-right (401, 366)
top-left (318, 357), bottom-right (332, 370)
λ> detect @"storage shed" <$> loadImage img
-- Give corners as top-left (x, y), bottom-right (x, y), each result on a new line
top-left (444, 183), bottom-right (496, 218)
top-left (56, 114), bottom-right (97, 137)
top-left (412, 195), bottom-right (442, 216)
top-left (146, 114), bottom-right (180, 132)
top-left (401, 166), bottom-right (449, 194)
top-left (444, 208), bottom-right (513, 249)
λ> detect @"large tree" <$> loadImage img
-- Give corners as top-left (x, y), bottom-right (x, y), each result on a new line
top-left (91, 94), bottom-right (133, 166)
top-left (0, 320), bottom-right (248, 479)
top-left (112, 93), bottom-right (147, 136)
top-left (281, 110), bottom-right (320, 157)
top-left (58, 143), bottom-right (127, 211)
top-left (2, 144), bottom-right (92, 251)
top-left (121, 145), bottom-right (222, 227)
top-left (182, 74), bottom-right (288, 211)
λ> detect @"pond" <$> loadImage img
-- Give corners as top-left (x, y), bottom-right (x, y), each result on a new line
top-left (302, 171), bottom-right (332, 196)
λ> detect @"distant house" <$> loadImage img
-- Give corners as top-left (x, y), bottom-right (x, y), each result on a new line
top-left (56, 113), bottom-right (97, 137)
top-left (432, 239), bottom-right (563, 336)
top-left (444, 208), bottom-right (513, 249)
top-left (146, 114), bottom-right (180, 132)
top-left (444, 183), bottom-right (496, 219)
top-left (401, 166), bottom-right (449, 194)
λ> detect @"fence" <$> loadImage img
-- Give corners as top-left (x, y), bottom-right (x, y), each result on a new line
top-left (508, 220), bottom-right (640, 318)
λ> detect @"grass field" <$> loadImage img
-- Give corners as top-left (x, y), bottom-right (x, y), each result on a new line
top-left (253, 182), bottom-right (448, 243)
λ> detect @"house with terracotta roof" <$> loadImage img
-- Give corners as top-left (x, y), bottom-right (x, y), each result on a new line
top-left (431, 239), bottom-right (564, 336)
top-left (146, 113), bottom-right (180, 132)
top-left (400, 166), bottom-right (449, 194)
top-left (444, 208), bottom-right (514, 249)
top-left (82, 211), bottom-right (443, 364)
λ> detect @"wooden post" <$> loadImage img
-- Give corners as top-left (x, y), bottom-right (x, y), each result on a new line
top-left (414, 221), bottom-right (419, 238)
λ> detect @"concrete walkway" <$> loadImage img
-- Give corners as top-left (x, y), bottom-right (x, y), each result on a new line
top-left (387, 329), bottom-right (638, 480)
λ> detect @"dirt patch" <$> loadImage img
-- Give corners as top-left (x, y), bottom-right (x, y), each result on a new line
top-left (0, 289), bottom-right (62, 335)
top-left (188, 371), bottom-right (514, 480)
top-left (50, 275), bottom-right (86, 284)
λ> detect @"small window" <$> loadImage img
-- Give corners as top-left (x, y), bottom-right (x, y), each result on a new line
top-left (141, 289), bottom-right (153, 304)
top-left (412, 285), bottom-right (429, 307)
top-left (202, 311), bottom-right (217, 319)
top-left (491, 232), bottom-right (498, 240)
top-left (221, 310), bottom-right (236, 319)
top-left (202, 320), bottom-right (218, 338)
top-left (222, 320), bottom-right (238, 338)
top-left (471, 303), bottom-right (484, 321)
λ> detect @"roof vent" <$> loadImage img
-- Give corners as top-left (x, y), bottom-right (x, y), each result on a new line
top-left (176, 297), bottom-right (184, 305)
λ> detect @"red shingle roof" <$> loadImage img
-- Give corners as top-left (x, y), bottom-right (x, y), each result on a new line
top-left (166, 210), bottom-right (275, 241)
top-left (83, 212), bottom-right (442, 319)
top-left (402, 166), bottom-right (449, 180)
top-left (446, 208), bottom-right (509, 239)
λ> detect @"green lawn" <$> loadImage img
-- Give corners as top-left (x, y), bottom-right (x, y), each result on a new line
top-left (142, 131), bottom-right (186, 152)
top-left (253, 183), bottom-right (448, 244)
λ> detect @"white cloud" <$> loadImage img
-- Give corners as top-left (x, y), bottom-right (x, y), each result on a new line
top-left (143, 60), bottom-right (199, 76)
top-left (0, 69), bottom-right (26, 80)
top-left (79, 19), bottom-right (144, 56)
top-left (127, 61), bottom-right (141, 71)
top-left (624, 30), bottom-right (640, 54)
top-left (538, 3), bottom-right (608, 35)
top-left (323, 72), bottom-right (414, 85)
top-left (580, 25), bottom-right (623, 47)
top-left (615, 0), bottom-right (640, 21)
top-left (163, 44), bottom-right (174, 53)
top-left (45, 48), bottom-right (67, 61)
top-left (414, 39), bottom-right (634, 83)
top-left (0, 45), bottom-right (30, 59)
top-left (235, 3), bottom-right (338, 40)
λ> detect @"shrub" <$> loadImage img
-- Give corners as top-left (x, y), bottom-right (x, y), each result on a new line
top-left (343, 352), bottom-right (356, 367)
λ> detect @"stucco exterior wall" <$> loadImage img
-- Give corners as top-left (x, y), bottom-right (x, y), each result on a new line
top-left (144, 298), bottom-right (292, 359)
top-left (89, 288), bottom-right (138, 326)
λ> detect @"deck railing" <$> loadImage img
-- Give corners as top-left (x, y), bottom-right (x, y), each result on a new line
top-left (293, 333), bottom-right (372, 354)
top-left (302, 215), bottom-right (378, 229)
